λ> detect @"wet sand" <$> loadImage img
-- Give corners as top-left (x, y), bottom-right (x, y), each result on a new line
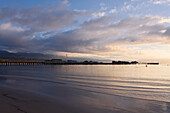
top-left (1, 65), bottom-right (170, 113)
top-left (0, 86), bottom-right (170, 113)
top-left (0, 86), bottom-right (77, 113)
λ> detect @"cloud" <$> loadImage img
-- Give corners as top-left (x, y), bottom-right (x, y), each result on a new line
top-left (0, 6), bottom-right (89, 32)
top-left (131, 0), bottom-right (139, 2)
top-left (35, 16), bottom-right (170, 56)
top-left (0, 1), bottom-right (170, 61)
top-left (109, 9), bottom-right (117, 14)
top-left (153, 0), bottom-right (170, 5)
top-left (121, 2), bottom-right (135, 11)
top-left (100, 3), bottom-right (107, 11)
top-left (159, 17), bottom-right (170, 24)
top-left (0, 23), bottom-right (24, 32)
top-left (0, 0), bottom-right (90, 51)
top-left (47, 0), bottom-right (70, 11)
top-left (92, 12), bottom-right (106, 18)
top-left (1, 11), bottom-right (170, 54)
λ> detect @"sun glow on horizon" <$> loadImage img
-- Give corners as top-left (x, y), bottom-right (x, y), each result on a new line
top-left (0, 0), bottom-right (170, 62)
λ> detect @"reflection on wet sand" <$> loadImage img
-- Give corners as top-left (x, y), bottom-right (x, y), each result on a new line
top-left (0, 65), bottom-right (170, 113)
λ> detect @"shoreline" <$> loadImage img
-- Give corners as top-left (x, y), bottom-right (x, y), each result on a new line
top-left (0, 86), bottom-right (84, 113)
top-left (0, 85), bottom-right (169, 113)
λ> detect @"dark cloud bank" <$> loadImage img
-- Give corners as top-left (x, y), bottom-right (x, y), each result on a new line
top-left (0, 1), bottom-right (170, 59)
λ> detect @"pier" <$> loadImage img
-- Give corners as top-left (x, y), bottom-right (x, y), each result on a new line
top-left (0, 62), bottom-right (130, 65)
top-left (0, 62), bottom-right (43, 65)
top-left (0, 60), bottom-right (159, 66)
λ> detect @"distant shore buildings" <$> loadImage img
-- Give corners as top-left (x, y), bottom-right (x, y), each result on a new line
top-left (43, 59), bottom-right (140, 65)
top-left (0, 50), bottom-right (159, 65)
top-left (45, 59), bottom-right (63, 64)
top-left (112, 61), bottom-right (138, 64)
top-left (0, 58), bottom-right (159, 65)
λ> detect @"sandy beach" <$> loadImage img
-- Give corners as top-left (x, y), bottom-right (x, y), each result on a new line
top-left (0, 65), bottom-right (170, 113)
top-left (0, 85), bottom-right (170, 113)
top-left (0, 86), bottom-right (77, 113)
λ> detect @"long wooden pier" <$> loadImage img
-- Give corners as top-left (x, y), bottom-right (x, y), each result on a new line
top-left (0, 62), bottom-right (158, 65)
top-left (0, 62), bottom-right (136, 65)
top-left (0, 62), bottom-right (44, 65)
top-left (0, 62), bottom-right (111, 65)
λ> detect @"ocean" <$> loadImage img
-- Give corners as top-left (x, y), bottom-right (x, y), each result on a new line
top-left (0, 65), bottom-right (170, 112)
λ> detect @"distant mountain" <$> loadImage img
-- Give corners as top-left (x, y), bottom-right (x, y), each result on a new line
top-left (0, 50), bottom-right (51, 60)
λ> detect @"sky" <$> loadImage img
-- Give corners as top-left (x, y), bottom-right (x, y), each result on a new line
top-left (0, 0), bottom-right (170, 63)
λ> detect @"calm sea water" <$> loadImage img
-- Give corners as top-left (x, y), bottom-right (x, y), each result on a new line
top-left (0, 64), bottom-right (170, 103)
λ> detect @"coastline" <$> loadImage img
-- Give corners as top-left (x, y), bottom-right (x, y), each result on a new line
top-left (0, 85), bottom-right (169, 113)
top-left (0, 86), bottom-right (83, 113)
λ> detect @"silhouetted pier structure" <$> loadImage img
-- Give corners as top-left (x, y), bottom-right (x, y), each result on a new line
top-left (0, 61), bottom-right (159, 65)
top-left (0, 62), bottom-right (126, 65)
top-left (147, 63), bottom-right (159, 65)
top-left (0, 62), bottom-right (43, 65)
